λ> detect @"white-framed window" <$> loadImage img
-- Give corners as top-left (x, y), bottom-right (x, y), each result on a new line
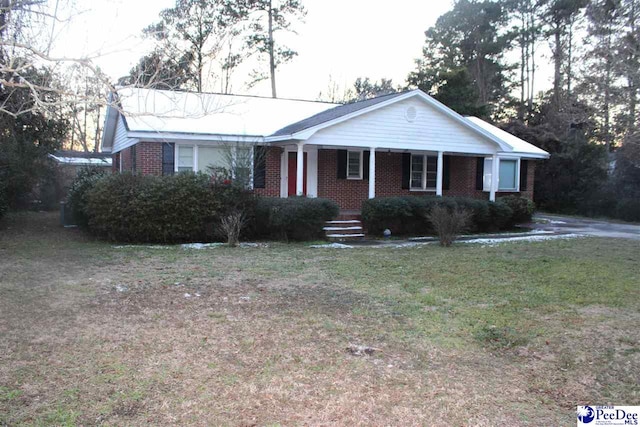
top-left (347, 150), bottom-right (363, 179)
top-left (483, 157), bottom-right (520, 192)
top-left (177, 145), bottom-right (194, 172)
top-left (175, 143), bottom-right (254, 188)
top-left (410, 154), bottom-right (437, 190)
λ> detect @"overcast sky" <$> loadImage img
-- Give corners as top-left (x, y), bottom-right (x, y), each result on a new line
top-left (50, 0), bottom-right (552, 100)
top-left (50, 0), bottom-right (457, 99)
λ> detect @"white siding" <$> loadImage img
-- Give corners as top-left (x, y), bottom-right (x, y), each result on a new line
top-left (306, 98), bottom-right (498, 154)
top-left (112, 115), bottom-right (138, 153)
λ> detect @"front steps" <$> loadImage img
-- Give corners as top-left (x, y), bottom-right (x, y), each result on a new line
top-left (324, 219), bottom-right (366, 242)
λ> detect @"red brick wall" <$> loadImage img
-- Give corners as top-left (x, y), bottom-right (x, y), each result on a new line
top-left (444, 156), bottom-right (488, 200)
top-left (120, 146), bottom-right (133, 172)
top-left (254, 146), bottom-right (282, 197)
top-left (317, 150), bottom-right (371, 210)
top-left (111, 153), bottom-right (120, 173)
top-left (137, 142), bottom-right (163, 176)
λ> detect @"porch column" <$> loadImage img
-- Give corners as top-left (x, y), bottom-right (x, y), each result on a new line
top-left (368, 147), bottom-right (376, 198)
top-left (436, 151), bottom-right (444, 196)
top-left (490, 154), bottom-right (499, 202)
top-left (296, 142), bottom-right (304, 195)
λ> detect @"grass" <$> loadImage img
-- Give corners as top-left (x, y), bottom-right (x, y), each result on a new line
top-left (0, 212), bottom-right (639, 425)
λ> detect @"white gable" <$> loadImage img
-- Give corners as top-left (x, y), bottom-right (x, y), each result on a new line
top-left (305, 97), bottom-right (498, 155)
top-left (113, 114), bottom-right (137, 153)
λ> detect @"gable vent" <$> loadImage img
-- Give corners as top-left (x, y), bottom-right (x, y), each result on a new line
top-left (405, 106), bottom-right (417, 122)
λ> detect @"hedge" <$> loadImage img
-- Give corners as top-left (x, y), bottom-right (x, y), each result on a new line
top-left (254, 197), bottom-right (339, 241)
top-left (66, 167), bottom-right (108, 227)
top-left (69, 172), bottom-right (338, 243)
top-left (361, 195), bottom-right (534, 236)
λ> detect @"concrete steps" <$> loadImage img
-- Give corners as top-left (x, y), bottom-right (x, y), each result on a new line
top-left (324, 219), bottom-right (365, 241)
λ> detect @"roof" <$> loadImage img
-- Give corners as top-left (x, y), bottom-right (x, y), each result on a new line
top-left (464, 117), bottom-right (550, 158)
top-left (49, 151), bottom-right (112, 166)
top-left (102, 88), bottom-right (549, 159)
top-left (116, 87), bottom-right (339, 136)
top-left (271, 91), bottom-right (407, 136)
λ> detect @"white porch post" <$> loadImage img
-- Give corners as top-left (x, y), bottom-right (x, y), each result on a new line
top-left (368, 148), bottom-right (376, 198)
top-left (436, 151), bottom-right (444, 196)
top-left (490, 154), bottom-right (499, 202)
top-left (296, 142), bottom-right (304, 195)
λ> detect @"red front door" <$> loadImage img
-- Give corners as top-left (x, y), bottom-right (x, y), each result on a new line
top-left (288, 152), bottom-right (307, 196)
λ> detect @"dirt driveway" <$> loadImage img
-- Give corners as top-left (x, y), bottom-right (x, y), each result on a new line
top-left (532, 214), bottom-right (640, 240)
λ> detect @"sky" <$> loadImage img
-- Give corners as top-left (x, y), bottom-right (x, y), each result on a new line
top-left (50, 0), bottom-right (456, 100)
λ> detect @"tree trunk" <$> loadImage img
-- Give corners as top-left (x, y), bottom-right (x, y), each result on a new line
top-left (553, 26), bottom-right (562, 108)
top-left (268, 0), bottom-right (277, 98)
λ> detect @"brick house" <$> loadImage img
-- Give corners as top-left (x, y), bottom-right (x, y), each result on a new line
top-left (101, 88), bottom-right (549, 213)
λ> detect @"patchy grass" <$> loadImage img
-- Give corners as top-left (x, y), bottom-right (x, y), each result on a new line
top-left (0, 212), bottom-right (639, 426)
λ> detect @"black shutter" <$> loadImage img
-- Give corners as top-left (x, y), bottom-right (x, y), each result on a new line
top-left (253, 146), bottom-right (267, 188)
top-left (337, 149), bottom-right (347, 179)
top-left (519, 159), bottom-right (528, 191)
top-left (363, 150), bottom-right (370, 180)
top-left (402, 153), bottom-right (411, 189)
top-left (475, 157), bottom-right (484, 190)
top-left (443, 155), bottom-right (451, 190)
top-left (162, 142), bottom-right (175, 176)
top-left (131, 145), bottom-right (137, 173)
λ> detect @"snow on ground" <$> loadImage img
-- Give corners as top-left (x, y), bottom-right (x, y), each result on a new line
top-left (461, 233), bottom-right (584, 246)
top-left (310, 243), bottom-right (355, 249)
top-left (114, 242), bottom-right (265, 250)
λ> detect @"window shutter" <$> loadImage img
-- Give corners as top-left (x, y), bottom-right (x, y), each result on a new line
top-left (519, 159), bottom-right (528, 191)
top-left (131, 145), bottom-right (137, 173)
top-left (337, 149), bottom-right (347, 179)
top-left (443, 155), bottom-right (451, 190)
top-left (402, 153), bottom-right (411, 189)
top-left (363, 150), bottom-right (370, 180)
top-left (475, 157), bottom-right (484, 190)
top-left (253, 146), bottom-right (267, 188)
top-left (162, 142), bottom-right (175, 176)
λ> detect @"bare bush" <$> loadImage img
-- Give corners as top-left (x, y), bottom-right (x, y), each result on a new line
top-left (427, 204), bottom-right (471, 247)
top-left (218, 211), bottom-right (246, 247)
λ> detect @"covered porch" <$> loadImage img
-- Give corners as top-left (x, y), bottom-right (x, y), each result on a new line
top-left (276, 142), bottom-right (518, 211)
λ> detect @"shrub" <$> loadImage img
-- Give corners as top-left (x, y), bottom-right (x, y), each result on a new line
top-left (498, 195), bottom-right (535, 224)
top-left (254, 197), bottom-right (339, 241)
top-left (362, 195), bottom-right (522, 236)
top-left (490, 200), bottom-right (515, 230)
top-left (218, 212), bottom-right (248, 246)
top-left (67, 167), bottom-right (108, 227)
top-left (427, 205), bottom-right (471, 246)
top-left (84, 173), bottom-right (248, 243)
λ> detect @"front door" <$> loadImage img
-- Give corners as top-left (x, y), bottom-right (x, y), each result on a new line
top-left (287, 152), bottom-right (307, 196)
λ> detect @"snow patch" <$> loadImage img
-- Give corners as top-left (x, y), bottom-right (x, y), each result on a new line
top-left (310, 243), bottom-right (354, 249)
top-left (181, 243), bottom-right (224, 249)
top-left (461, 233), bottom-right (584, 246)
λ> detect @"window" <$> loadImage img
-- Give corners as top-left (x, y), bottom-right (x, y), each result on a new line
top-left (483, 158), bottom-right (519, 192)
top-left (410, 154), bottom-right (437, 190)
top-left (499, 159), bottom-right (517, 191)
top-left (347, 151), bottom-right (362, 179)
top-left (175, 144), bottom-right (254, 188)
top-left (198, 146), bottom-right (226, 173)
top-left (177, 145), bottom-right (194, 172)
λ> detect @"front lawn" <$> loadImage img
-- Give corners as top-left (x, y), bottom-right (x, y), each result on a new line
top-left (1, 212), bottom-right (638, 425)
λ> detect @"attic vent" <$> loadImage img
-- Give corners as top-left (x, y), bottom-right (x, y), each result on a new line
top-left (405, 106), bottom-right (417, 122)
